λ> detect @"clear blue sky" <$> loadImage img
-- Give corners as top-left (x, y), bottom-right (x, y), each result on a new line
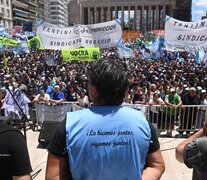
top-left (192, 0), bottom-right (207, 21)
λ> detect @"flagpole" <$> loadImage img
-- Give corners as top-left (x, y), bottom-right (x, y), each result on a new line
top-left (3, 82), bottom-right (30, 141)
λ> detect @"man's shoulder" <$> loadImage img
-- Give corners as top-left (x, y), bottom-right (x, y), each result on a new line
top-left (0, 124), bottom-right (21, 134)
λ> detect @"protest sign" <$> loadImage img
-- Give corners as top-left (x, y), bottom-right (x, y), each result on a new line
top-left (37, 20), bottom-right (122, 50)
top-left (0, 37), bottom-right (19, 46)
top-left (165, 16), bottom-right (207, 48)
top-left (62, 48), bottom-right (100, 61)
top-left (27, 35), bottom-right (44, 50)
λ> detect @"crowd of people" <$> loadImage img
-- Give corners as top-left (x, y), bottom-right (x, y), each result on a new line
top-left (0, 48), bottom-right (206, 136)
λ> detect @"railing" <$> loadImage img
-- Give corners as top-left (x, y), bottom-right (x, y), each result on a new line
top-left (32, 103), bottom-right (207, 136)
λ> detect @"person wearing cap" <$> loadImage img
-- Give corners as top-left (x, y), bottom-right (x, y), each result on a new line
top-left (164, 88), bottom-right (182, 136)
top-left (176, 121), bottom-right (207, 180)
top-left (49, 85), bottom-right (65, 104)
top-left (196, 89), bottom-right (207, 129)
top-left (179, 87), bottom-right (201, 136)
top-left (33, 90), bottom-right (50, 103)
top-left (148, 92), bottom-right (165, 129)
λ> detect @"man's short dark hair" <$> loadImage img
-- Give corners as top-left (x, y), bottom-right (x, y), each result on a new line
top-left (88, 60), bottom-right (128, 105)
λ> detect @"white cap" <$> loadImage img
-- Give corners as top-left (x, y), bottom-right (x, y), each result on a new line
top-left (190, 87), bottom-right (196, 92)
top-left (170, 88), bottom-right (176, 93)
top-left (197, 86), bottom-right (202, 91)
top-left (12, 82), bottom-right (19, 87)
top-left (54, 85), bottom-right (60, 89)
top-left (201, 89), bottom-right (206, 93)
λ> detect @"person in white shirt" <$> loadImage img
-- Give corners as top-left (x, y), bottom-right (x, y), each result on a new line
top-left (33, 90), bottom-right (50, 103)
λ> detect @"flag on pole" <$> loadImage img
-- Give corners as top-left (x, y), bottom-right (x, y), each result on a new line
top-left (3, 52), bottom-right (8, 72)
top-left (27, 35), bottom-right (44, 50)
top-left (196, 49), bottom-right (200, 65)
top-left (133, 48), bottom-right (139, 58)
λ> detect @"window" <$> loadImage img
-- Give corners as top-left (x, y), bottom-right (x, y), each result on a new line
top-left (7, 9), bottom-right (9, 17)
top-left (6, 0), bottom-right (9, 6)
top-left (1, 0), bottom-right (3, 4)
top-left (1, 7), bottom-right (4, 14)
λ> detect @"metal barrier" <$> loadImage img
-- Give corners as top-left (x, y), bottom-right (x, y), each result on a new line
top-left (129, 104), bottom-right (207, 134)
top-left (33, 102), bottom-right (207, 135)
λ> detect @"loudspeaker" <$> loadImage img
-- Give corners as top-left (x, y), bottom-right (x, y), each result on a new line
top-left (38, 121), bottom-right (60, 146)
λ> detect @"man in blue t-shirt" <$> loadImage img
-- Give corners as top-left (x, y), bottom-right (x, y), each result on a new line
top-left (50, 85), bottom-right (64, 104)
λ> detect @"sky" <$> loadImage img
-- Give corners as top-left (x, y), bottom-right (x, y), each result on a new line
top-left (192, 0), bottom-right (207, 21)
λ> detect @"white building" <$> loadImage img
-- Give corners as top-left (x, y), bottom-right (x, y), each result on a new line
top-left (0, 0), bottom-right (13, 29)
top-left (50, 0), bottom-right (68, 27)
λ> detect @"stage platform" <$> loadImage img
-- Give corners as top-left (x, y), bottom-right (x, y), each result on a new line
top-left (26, 129), bottom-right (192, 180)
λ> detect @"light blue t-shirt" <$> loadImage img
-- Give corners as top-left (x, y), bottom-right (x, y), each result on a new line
top-left (66, 106), bottom-right (151, 180)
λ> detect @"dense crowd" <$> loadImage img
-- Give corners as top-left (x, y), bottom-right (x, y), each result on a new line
top-left (0, 49), bottom-right (205, 101)
top-left (0, 48), bottom-right (206, 136)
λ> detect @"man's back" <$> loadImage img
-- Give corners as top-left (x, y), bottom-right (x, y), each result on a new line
top-left (66, 106), bottom-right (151, 180)
top-left (0, 123), bottom-right (32, 180)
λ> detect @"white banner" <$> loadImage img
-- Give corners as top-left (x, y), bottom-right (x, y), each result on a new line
top-left (37, 20), bottom-right (122, 50)
top-left (165, 16), bottom-right (207, 48)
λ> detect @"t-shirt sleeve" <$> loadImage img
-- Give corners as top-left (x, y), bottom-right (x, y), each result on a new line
top-left (47, 119), bottom-right (68, 158)
top-left (147, 121), bottom-right (160, 153)
top-left (10, 131), bottom-right (32, 176)
top-left (164, 95), bottom-right (169, 103)
top-left (183, 137), bottom-right (207, 170)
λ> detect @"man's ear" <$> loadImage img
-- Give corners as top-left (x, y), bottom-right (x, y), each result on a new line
top-left (91, 86), bottom-right (97, 96)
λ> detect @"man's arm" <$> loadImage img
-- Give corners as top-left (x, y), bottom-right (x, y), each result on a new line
top-left (45, 152), bottom-right (68, 180)
top-left (142, 149), bottom-right (165, 180)
top-left (46, 119), bottom-right (72, 180)
top-left (50, 99), bottom-right (64, 104)
top-left (134, 95), bottom-right (146, 104)
top-left (13, 175), bottom-right (31, 180)
top-left (176, 122), bottom-right (207, 163)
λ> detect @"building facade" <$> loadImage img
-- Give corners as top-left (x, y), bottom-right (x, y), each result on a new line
top-left (12, 0), bottom-right (29, 31)
top-left (28, 0), bottom-right (38, 31)
top-left (50, 0), bottom-right (68, 27)
top-left (38, 0), bottom-right (50, 23)
top-left (69, 0), bottom-right (192, 31)
top-left (0, 0), bottom-right (13, 29)
top-left (174, 0), bottom-right (192, 21)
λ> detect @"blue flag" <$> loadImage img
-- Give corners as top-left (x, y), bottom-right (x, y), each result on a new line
top-left (196, 50), bottom-right (200, 65)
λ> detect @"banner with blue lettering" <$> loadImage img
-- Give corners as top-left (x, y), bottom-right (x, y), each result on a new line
top-left (165, 16), bottom-right (207, 48)
top-left (37, 20), bottom-right (122, 50)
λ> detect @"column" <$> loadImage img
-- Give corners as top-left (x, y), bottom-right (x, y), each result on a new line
top-left (156, 5), bottom-right (159, 29)
top-left (107, 6), bottom-right (110, 21)
top-left (148, 5), bottom-right (152, 30)
top-left (115, 6), bottom-right (117, 19)
top-left (88, 7), bottom-right (90, 24)
top-left (121, 6), bottom-right (124, 29)
top-left (80, 3), bottom-right (83, 24)
top-left (100, 7), bottom-right (103, 22)
top-left (141, 6), bottom-right (145, 31)
top-left (134, 6), bottom-right (137, 30)
top-left (94, 6), bottom-right (97, 23)
top-left (162, 5), bottom-right (166, 28)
